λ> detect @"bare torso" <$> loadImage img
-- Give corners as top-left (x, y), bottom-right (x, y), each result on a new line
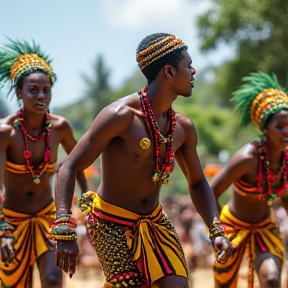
top-left (226, 143), bottom-right (287, 223)
top-left (1, 114), bottom-right (68, 214)
top-left (95, 93), bottom-right (187, 214)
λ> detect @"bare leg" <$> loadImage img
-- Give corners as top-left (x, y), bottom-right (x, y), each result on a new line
top-left (151, 275), bottom-right (189, 288)
top-left (37, 250), bottom-right (63, 288)
top-left (254, 252), bottom-right (282, 288)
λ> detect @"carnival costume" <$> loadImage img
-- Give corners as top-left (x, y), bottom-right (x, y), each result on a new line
top-left (214, 72), bottom-right (288, 288)
top-left (0, 39), bottom-right (57, 287)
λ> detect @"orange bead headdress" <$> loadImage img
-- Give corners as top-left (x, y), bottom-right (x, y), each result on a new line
top-left (136, 33), bottom-right (187, 71)
top-left (10, 53), bottom-right (55, 87)
top-left (0, 38), bottom-right (56, 94)
top-left (231, 72), bottom-right (288, 130)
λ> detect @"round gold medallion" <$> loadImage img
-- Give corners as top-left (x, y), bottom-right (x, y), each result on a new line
top-left (139, 138), bottom-right (151, 150)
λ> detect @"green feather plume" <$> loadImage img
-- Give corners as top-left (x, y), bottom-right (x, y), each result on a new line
top-left (230, 71), bottom-right (286, 126)
top-left (0, 38), bottom-right (54, 96)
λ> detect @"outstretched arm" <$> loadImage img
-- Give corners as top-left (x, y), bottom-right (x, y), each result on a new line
top-left (175, 116), bottom-right (233, 264)
top-left (210, 143), bottom-right (255, 210)
top-left (0, 125), bottom-right (16, 265)
top-left (53, 104), bottom-right (133, 277)
top-left (58, 119), bottom-right (88, 194)
top-left (55, 104), bottom-right (132, 215)
top-left (175, 118), bottom-right (218, 227)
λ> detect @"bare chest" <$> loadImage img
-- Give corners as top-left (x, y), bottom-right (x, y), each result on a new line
top-left (7, 127), bottom-right (59, 166)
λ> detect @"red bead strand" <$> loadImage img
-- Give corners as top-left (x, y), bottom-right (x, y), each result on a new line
top-left (256, 139), bottom-right (288, 205)
top-left (14, 108), bottom-right (52, 184)
top-left (139, 86), bottom-right (176, 184)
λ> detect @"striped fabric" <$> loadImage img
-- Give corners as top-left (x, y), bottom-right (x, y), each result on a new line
top-left (83, 192), bottom-right (188, 287)
top-left (5, 160), bottom-right (55, 174)
top-left (214, 205), bottom-right (284, 288)
top-left (233, 179), bottom-right (268, 201)
top-left (0, 203), bottom-right (56, 288)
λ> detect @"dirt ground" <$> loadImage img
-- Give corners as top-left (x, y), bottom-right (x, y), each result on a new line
top-left (33, 261), bottom-right (288, 288)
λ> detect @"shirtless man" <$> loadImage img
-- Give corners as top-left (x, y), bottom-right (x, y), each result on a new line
top-left (53, 33), bottom-right (232, 288)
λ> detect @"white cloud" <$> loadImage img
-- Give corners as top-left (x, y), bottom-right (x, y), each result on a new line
top-left (103, 0), bottom-right (213, 30)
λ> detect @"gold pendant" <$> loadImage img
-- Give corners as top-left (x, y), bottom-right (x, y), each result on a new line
top-left (33, 176), bottom-right (41, 184)
top-left (139, 138), bottom-right (151, 150)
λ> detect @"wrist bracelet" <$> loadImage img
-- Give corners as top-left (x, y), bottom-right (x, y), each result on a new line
top-left (209, 217), bottom-right (225, 240)
top-left (50, 214), bottom-right (78, 241)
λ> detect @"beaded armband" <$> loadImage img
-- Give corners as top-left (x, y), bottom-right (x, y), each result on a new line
top-left (50, 214), bottom-right (78, 241)
top-left (209, 217), bottom-right (225, 240)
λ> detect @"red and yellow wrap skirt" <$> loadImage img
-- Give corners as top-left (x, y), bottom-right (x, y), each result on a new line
top-left (0, 202), bottom-right (56, 288)
top-left (80, 191), bottom-right (188, 288)
top-left (214, 205), bottom-right (284, 288)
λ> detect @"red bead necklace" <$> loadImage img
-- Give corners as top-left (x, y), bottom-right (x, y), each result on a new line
top-left (14, 108), bottom-right (52, 184)
top-left (139, 86), bottom-right (176, 185)
top-left (256, 139), bottom-right (288, 206)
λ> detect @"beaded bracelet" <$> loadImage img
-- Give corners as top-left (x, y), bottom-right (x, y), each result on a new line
top-left (50, 214), bottom-right (78, 241)
top-left (0, 220), bottom-right (15, 238)
top-left (209, 217), bottom-right (225, 240)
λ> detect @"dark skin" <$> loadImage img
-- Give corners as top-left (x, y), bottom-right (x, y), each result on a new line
top-left (211, 110), bottom-right (288, 288)
top-left (0, 72), bottom-right (88, 288)
top-left (55, 50), bottom-right (233, 287)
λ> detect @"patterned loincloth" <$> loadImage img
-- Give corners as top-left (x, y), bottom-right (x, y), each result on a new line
top-left (80, 191), bottom-right (188, 288)
top-left (214, 205), bottom-right (284, 288)
top-left (0, 202), bottom-right (56, 288)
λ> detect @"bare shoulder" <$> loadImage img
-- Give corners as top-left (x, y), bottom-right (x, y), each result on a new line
top-left (0, 115), bottom-right (15, 139)
top-left (97, 92), bottom-right (142, 122)
top-left (234, 142), bottom-right (257, 161)
top-left (0, 115), bottom-right (16, 126)
top-left (49, 114), bottom-right (72, 132)
top-left (175, 112), bottom-right (197, 135)
top-left (0, 122), bottom-right (13, 144)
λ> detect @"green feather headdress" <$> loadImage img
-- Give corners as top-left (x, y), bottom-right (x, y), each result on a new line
top-left (0, 38), bottom-right (56, 96)
top-left (230, 71), bottom-right (288, 130)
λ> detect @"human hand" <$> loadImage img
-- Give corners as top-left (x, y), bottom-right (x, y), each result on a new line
top-left (0, 222), bottom-right (16, 266)
top-left (56, 240), bottom-right (79, 278)
top-left (212, 236), bottom-right (233, 264)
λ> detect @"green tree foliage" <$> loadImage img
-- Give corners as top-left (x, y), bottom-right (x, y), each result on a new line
top-left (197, 0), bottom-right (288, 105)
top-left (54, 55), bottom-right (112, 140)
top-left (82, 55), bottom-right (112, 118)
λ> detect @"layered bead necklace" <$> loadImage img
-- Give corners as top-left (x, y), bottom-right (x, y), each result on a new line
top-left (256, 138), bottom-right (288, 206)
top-left (139, 86), bottom-right (176, 185)
top-left (13, 108), bottom-right (52, 184)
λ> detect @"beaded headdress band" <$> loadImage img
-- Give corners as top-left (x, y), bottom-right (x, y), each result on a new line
top-left (10, 54), bottom-right (55, 87)
top-left (136, 34), bottom-right (188, 70)
top-left (231, 71), bottom-right (288, 130)
top-left (0, 38), bottom-right (56, 95)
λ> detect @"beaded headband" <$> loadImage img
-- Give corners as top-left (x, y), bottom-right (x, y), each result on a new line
top-left (136, 34), bottom-right (188, 70)
top-left (0, 38), bottom-right (56, 95)
top-left (10, 54), bottom-right (55, 87)
top-left (231, 72), bottom-right (288, 130)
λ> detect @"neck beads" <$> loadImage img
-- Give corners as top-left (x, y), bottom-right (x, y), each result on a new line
top-left (139, 86), bottom-right (176, 185)
top-left (256, 138), bottom-right (288, 206)
top-left (13, 108), bottom-right (52, 184)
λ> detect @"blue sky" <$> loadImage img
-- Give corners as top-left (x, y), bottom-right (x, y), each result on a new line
top-left (0, 0), bottom-right (233, 111)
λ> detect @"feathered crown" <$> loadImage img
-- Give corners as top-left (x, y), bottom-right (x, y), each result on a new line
top-left (231, 71), bottom-right (288, 130)
top-left (0, 38), bottom-right (56, 95)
